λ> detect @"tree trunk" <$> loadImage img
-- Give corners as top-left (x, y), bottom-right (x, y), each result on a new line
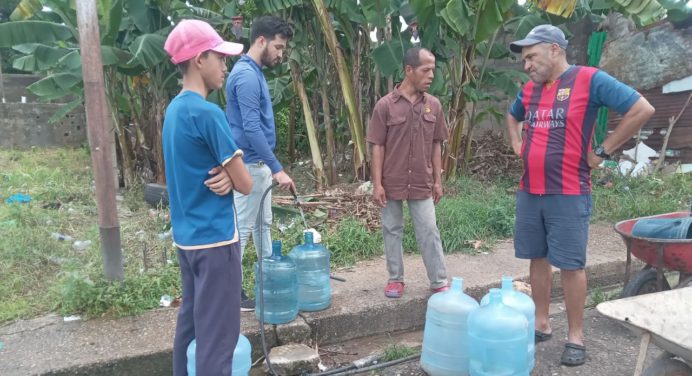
top-left (311, 0), bottom-right (367, 173)
top-left (320, 84), bottom-right (337, 185)
top-left (289, 59), bottom-right (326, 190)
top-left (288, 97), bottom-right (296, 162)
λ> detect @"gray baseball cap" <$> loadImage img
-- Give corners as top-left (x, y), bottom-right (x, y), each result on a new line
top-left (510, 24), bottom-right (568, 53)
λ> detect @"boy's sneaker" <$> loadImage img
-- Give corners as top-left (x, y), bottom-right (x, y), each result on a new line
top-left (240, 290), bottom-right (255, 312)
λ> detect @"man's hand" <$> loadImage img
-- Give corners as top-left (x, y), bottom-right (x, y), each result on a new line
top-left (205, 166), bottom-right (233, 195)
top-left (432, 183), bottom-right (443, 205)
top-left (372, 184), bottom-right (387, 208)
top-left (587, 152), bottom-right (604, 169)
top-left (512, 140), bottom-right (523, 157)
top-left (273, 170), bottom-right (296, 192)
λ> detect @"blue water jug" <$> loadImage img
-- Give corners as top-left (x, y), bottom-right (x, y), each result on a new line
top-left (632, 217), bottom-right (692, 239)
top-left (186, 334), bottom-right (251, 376)
top-left (468, 288), bottom-right (530, 376)
top-left (288, 231), bottom-right (331, 311)
top-left (420, 277), bottom-right (479, 376)
top-left (255, 240), bottom-right (299, 324)
top-left (480, 277), bottom-right (535, 372)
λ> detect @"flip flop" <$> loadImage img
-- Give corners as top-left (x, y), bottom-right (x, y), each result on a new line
top-left (561, 342), bottom-right (586, 366)
top-left (535, 330), bottom-right (552, 343)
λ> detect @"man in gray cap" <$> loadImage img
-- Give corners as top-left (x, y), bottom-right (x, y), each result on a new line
top-left (506, 24), bottom-right (654, 366)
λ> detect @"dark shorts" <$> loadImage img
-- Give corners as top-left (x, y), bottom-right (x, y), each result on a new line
top-left (514, 191), bottom-right (592, 270)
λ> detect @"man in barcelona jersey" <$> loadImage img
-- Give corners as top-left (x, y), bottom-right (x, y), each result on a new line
top-left (506, 25), bottom-right (654, 366)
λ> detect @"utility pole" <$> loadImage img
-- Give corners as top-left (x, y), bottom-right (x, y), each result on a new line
top-left (76, 0), bottom-right (123, 280)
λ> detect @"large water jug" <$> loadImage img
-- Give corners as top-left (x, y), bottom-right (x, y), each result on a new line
top-left (468, 288), bottom-right (530, 376)
top-left (186, 333), bottom-right (251, 376)
top-left (255, 240), bottom-right (299, 324)
top-left (288, 231), bottom-right (331, 311)
top-left (420, 277), bottom-right (479, 376)
top-left (480, 277), bottom-right (535, 371)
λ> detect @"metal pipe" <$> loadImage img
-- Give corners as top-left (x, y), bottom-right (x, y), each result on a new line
top-left (75, 0), bottom-right (123, 280)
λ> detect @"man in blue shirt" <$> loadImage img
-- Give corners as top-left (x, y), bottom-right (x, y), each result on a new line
top-left (163, 19), bottom-right (252, 376)
top-left (226, 16), bottom-right (295, 310)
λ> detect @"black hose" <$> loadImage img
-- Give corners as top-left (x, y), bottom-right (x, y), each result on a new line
top-left (305, 353), bottom-right (421, 376)
top-left (256, 182), bottom-right (279, 376)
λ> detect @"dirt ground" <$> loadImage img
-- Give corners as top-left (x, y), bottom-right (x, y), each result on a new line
top-left (317, 307), bottom-right (666, 376)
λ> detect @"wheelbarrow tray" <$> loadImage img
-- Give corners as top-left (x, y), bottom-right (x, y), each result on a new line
top-left (597, 288), bottom-right (692, 362)
top-left (614, 212), bottom-right (692, 273)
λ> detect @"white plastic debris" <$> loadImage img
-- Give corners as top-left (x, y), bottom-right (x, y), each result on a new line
top-left (135, 230), bottom-right (146, 241)
top-left (355, 181), bottom-right (373, 195)
top-left (619, 142), bottom-right (657, 177)
top-left (159, 295), bottom-right (173, 307)
top-left (157, 230), bottom-right (172, 240)
top-left (72, 240), bottom-right (92, 251)
top-left (304, 228), bottom-right (322, 243)
top-left (63, 315), bottom-right (82, 322)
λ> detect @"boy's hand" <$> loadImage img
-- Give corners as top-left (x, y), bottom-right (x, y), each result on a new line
top-left (205, 166), bottom-right (233, 195)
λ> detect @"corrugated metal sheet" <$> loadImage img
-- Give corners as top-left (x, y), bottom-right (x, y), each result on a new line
top-left (608, 87), bottom-right (692, 163)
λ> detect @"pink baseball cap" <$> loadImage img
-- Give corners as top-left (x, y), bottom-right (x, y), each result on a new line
top-left (164, 19), bottom-right (244, 64)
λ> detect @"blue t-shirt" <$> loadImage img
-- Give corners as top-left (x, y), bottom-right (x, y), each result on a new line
top-left (225, 55), bottom-right (282, 174)
top-left (162, 91), bottom-right (243, 249)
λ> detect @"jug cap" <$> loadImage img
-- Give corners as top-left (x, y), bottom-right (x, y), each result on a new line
top-left (501, 276), bottom-right (513, 290)
top-left (304, 231), bottom-right (314, 244)
top-left (451, 277), bottom-right (463, 291)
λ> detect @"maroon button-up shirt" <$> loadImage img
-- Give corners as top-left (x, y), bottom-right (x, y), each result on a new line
top-left (367, 86), bottom-right (449, 200)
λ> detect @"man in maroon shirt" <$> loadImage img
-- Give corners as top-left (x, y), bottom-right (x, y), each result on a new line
top-left (367, 47), bottom-right (449, 299)
top-left (507, 25), bottom-right (654, 366)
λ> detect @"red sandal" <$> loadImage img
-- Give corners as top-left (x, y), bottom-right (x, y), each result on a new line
top-left (384, 282), bottom-right (405, 298)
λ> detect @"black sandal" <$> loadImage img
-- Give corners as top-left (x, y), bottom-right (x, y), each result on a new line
top-left (561, 342), bottom-right (586, 366)
top-left (535, 330), bottom-right (552, 343)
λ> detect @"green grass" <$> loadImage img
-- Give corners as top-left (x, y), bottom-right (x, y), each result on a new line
top-left (382, 343), bottom-right (418, 362)
top-left (0, 148), bottom-right (179, 322)
top-left (1, 148), bottom-right (690, 322)
top-left (586, 286), bottom-right (621, 308)
top-left (591, 169), bottom-right (692, 222)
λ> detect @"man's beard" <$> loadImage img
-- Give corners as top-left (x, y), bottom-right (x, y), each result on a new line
top-left (260, 48), bottom-right (277, 67)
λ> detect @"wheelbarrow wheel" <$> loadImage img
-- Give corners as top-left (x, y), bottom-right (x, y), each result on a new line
top-left (621, 268), bottom-right (671, 298)
top-left (641, 355), bottom-right (692, 376)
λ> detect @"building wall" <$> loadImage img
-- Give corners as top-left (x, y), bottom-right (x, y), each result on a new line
top-left (0, 103), bottom-right (87, 148)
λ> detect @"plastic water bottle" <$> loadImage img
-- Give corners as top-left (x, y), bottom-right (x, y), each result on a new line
top-left (420, 277), bottom-right (479, 376)
top-left (186, 334), bottom-right (251, 376)
top-left (480, 277), bottom-right (535, 371)
top-left (289, 231), bottom-right (331, 311)
top-left (255, 240), bottom-right (298, 324)
top-left (51, 233), bottom-right (73, 241)
top-left (468, 288), bottom-right (530, 376)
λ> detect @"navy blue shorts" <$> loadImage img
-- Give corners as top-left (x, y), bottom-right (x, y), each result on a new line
top-left (514, 191), bottom-right (592, 270)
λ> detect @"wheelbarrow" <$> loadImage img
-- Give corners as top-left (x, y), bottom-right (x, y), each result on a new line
top-left (614, 211), bottom-right (692, 297)
top-left (597, 288), bottom-right (692, 376)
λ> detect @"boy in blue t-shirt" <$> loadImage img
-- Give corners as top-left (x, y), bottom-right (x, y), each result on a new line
top-left (163, 19), bottom-right (252, 376)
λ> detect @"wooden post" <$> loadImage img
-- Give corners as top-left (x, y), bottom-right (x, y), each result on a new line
top-left (75, 0), bottom-right (123, 280)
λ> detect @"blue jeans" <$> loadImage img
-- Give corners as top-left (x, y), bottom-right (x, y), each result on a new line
top-left (234, 163), bottom-right (273, 260)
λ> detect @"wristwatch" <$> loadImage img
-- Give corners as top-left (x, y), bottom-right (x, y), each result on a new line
top-left (594, 145), bottom-right (611, 160)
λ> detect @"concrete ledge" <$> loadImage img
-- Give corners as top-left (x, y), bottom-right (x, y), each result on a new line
top-left (0, 223), bottom-right (630, 375)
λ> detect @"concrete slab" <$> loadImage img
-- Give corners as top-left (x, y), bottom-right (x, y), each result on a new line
top-left (0, 223), bottom-right (634, 375)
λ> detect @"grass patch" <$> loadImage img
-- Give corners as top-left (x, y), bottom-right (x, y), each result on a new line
top-left (591, 169), bottom-right (692, 222)
top-left (404, 176), bottom-right (516, 254)
top-left (2, 148), bottom-right (690, 322)
top-left (382, 343), bottom-right (418, 362)
top-left (586, 286), bottom-right (621, 308)
top-left (0, 148), bottom-right (179, 322)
